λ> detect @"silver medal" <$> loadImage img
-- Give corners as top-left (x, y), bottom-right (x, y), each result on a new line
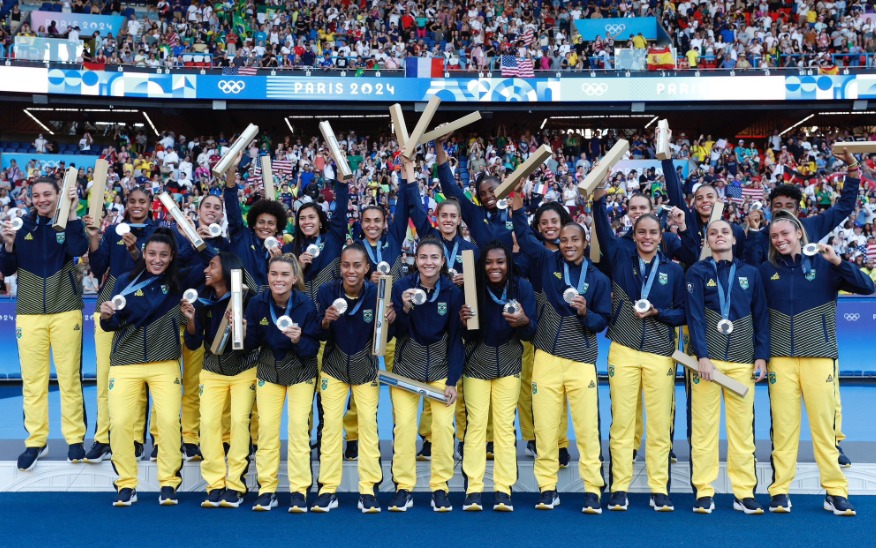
top-left (264, 236), bottom-right (280, 250)
top-left (306, 243), bottom-right (321, 257)
top-left (183, 288), bottom-right (198, 304)
top-left (563, 287), bottom-right (578, 304)
top-left (376, 261), bottom-right (391, 275)
top-left (207, 223), bottom-right (222, 237)
top-left (9, 217), bottom-right (23, 231)
top-left (111, 295), bottom-right (127, 310)
top-left (717, 319), bottom-right (734, 335)
top-left (411, 288), bottom-right (427, 306)
top-left (634, 299), bottom-right (652, 313)
top-left (802, 243), bottom-right (819, 256)
top-left (495, 198), bottom-right (509, 210)
top-left (115, 222), bottom-right (131, 236)
top-left (276, 315), bottom-right (295, 330)
top-left (503, 299), bottom-right (520, 315)
top-left (332, 297), bottom-right (348, 314)
top-left (447, 268), bottom-right (457, 278)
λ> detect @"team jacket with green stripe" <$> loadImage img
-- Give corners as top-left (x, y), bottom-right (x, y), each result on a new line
top-left (184, 288), bottom-right (258, 377)
top-left (512, 207), bottom-right (611, 363)
top-left (758, 253), bottom-right (874, 358)
top-left (99, 266), bottom-right (204, 366)
top-left (391, 273), bottom-right (464, 386)
top-left (89, 220), bottom-right (199, 306)
top-left (244, 289), bottom-right (319, 386)
top-left (685, 258), bottom-right (770, 364)
top-left (461, 276), bottom-right (537, 380)
top-left (317, 280), bottom-right (393, 385)
top-left (0, 214), bottom-right (88, 315)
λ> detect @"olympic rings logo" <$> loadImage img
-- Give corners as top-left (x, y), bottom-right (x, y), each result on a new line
top-left (218, 80), bottom-right (246, 94)
top-left (844, 313), bottom-right (860, 321)
top-left (580, 83), bottom-right (609, 96)
top-left (605, 24), bottom-right (626, 35)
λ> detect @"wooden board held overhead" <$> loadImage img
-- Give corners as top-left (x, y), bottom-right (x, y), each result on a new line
top-left (260, 155), bottom-right (275, 200)
top-left (402, 95), bottom-right (441, 159)
top-left (494, 144), bottom-right (554, 200)
top-left (578, 139), bottom-right (629, 197)
top-left (389, 103), bottom-right (410, 146)
top-left (418, 111), bottom-right (482, 144)
top-left (88, 159), bottom-right (109, 229)
top-left (831, 141), bottom-right (876, 154)
top-left (672, 350), bottom-right (749, 397)
top-left (52, 167), bottom-right (78, 232)
top-left (319, 120), bottom-right (353, 181)
top-left (461, 250), bottom-right (479, 330)
top-left (212, 123), bottom-right (259, 176)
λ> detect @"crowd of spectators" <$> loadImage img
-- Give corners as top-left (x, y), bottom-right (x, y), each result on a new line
top-left (3, 0), bottom-right (876, 70)
top-left (3, 117), bottom-right (876, 298)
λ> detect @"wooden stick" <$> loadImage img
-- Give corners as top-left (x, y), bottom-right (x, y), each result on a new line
top-left (260, 155), bottom-right (275, 200)
top-left (589, 226), bottom-right (601, 262)
top-left (52, 167), bottom-right (77, 232)
top-left (231, 269), bottom-right (244, 351)
top-left (389, 103), bottom-right (410, 146)
top-left (319, 120), bottom-right (353, 181)
top-left (212, 123), bottom-right (259, 176)
top-left (372, 273), bottom-right (394, 356)
top-left (831, 141), bottom-right (876, 154)
top-left (88, 159), bottom-right (108, 229)
top-left (672, 350), bottom-right (749, 398)
top-left (210, 299), bottom-right (234, 355)
top-left (699, 201), bottom-right (725, 260)
top-left (577, 139), bottom-right (629, 197)
top-left (494, 144), bottom-right (554, 200)
top-left (655, 119), bottom-right (672, 160)
top-left (403, 95), bottom-right (441, 159)
top-left (461, 250), bottom-right (479, 330)
top-left (377, 370), bottom-right (448, 402)
top-left (418, 111), bottom-right (482, 144)
top-left (158, 193), bottom-right (206, 251)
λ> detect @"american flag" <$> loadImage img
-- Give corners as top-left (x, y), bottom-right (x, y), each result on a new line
top-left (500, 55), bottom-right (535, 78)
top-left (273, 159), bottom-right (294, 176)
top-left (867, 243), bottom-right (876, 264)
top-left (222, 66), bottom-right (259, 76)
top-left (726, 184), bottom-right (764, 205)
top-left (521, 27), bottom-right (535, 46)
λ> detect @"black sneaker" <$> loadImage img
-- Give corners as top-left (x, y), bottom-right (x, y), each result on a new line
top-left (311, 492), bottom-right (338, 513)
top-left (650, 493), bottom-right (674, 512)
top-left (67, 442), bottom-right (86, 463)
top-left (84, 441), bottom-right (111, 463)
top-left (416, 441), bottom-right (432, 461)
top-left (183, 443), bottom-right (202, 462)
top-left (558, 447), bottom-right (571, 468)
top-left (581, 492), bottom-right (602, 514)
top-left (462, 492), bottom-right (483, 511)
top-left (525, 440), bottom-right (537, 458)
top-left (357, 494), bottom-right (381, 514)
top-left (288, 492), bottom-right (308, 514)
top-left (455, 441), bottom-right (464, 460)
top-left (201, 489), bottom-right (224, 508)
top-left (824, 495), bottom-right (856, 517)
top-left (344, 440), bottom-right (358, 461)
top-left (17, 446), bottom-right (47, 471)
top-left (769, 494), bottom-right (791, 513)
top-left (694, 496), bottom-right (715, 514)
top-left (219, 490), bottom-right (244, 508)
top-left (134, 442), bottom-right (144, 459)
top-left (608, 491), bottom-right (628, 511)
top-left (252, 493), bottom-right (277, 512)
top-left (485, 442), bottom-right (494, 460)
top-left (669, 449), bottom-right (678, 463)
top-left (733, 497), bottom-right (763, 515)
top-left (837, 445), bottom-right (852, 468)
top-left (113, 488), bottom-right (137, 507)
top-left (158, 486), bottom-right (178, 506)
top-left (389, 489), bottom-right (413, 512)
top-left (431, 490), bottom-right (452, 512)
top-left (493, 492), bottom-right (514, 512)
top-left (535, 490), bottom-right (560, 510)
top-left (150, 444), bottom-right (158, 462)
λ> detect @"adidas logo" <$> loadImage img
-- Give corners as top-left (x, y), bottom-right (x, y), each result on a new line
top-left (173, 378), bottom-right (181, 385)
top-left (117, 240), bottom-right (125, 245)
top-left (24, 233), bottom-right (33, 241)
top-left (134, 289), bottom-right (144, 296)
top-left (259, 318), bottom-right (269, 326)
top-left (667, 367), bottom-right (674, 376)
top-left (73, 325), bottom-right (81, 331)
top-left (554, 272), bottom-right (562, 279)
top-left (771, 273), bottom-right (780, 281)
top-left (706, 279), bottom-right (717, 287)
top-left (588, 380), bottom-right (596, 388)
top-left (826, 374), bottom-right (833, 383)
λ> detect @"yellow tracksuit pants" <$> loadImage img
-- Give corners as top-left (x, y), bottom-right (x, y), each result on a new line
top-left (342, 338), bottom-right (395, 442)
top-left (767, 357), bottom-right (847, 498)
top-left (418, 378), bottom-right (468, 443)
top-left (108, 360), bottom-right (182, 490)
top-left (256, 378), bottom-right (315, 496)
top-left (519, 341), bottom-right (569, 448)
top-left (17, 310), bottom-right (86, 447)
top-left (318, 373), bottom-right (382, 495)
top-left (94, 321), bottom-right (147, 445)
top-left (144, 331), bottom-right (203, 447)
top-left (199, 368), bottom-right (256, 495)
top-left (607, 344), bottom-right (675, 494)
top-left (834, 360), bottom-right (845, 444)
top-left (462, 375), bottom-right (520, 495)
top-left (689, 358), bottom-right (757, 500)
top-left (532, 350), bottom-right (604, 494)
top-left (391, 380), bottom-right (455, 492)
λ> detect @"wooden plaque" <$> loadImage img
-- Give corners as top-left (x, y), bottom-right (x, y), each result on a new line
top-left (88, 159), bottom-right (108, 229)
top-left (494, 144), bottom-right (554, 200)
top-left (372, 273), bottom-right (394, 356)
top-left (672, 350), bottom-right (749, 398)
top-left (52, 167), bottom-right (77, 232)
top-left (461, 249), bottom-right (479, 330)
top-left (260, 155), bottom-right (275, 200)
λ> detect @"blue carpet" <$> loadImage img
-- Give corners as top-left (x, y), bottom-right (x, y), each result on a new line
top-left (0, 492), bottom-right (872, 546)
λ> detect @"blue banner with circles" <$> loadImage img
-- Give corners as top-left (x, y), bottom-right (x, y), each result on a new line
top-left (574, 17), bottom-right (660, 41)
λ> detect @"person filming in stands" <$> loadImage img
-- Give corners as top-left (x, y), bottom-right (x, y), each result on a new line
top-left (458, 240), bottom-right (537, 513)
top-left (388, 237), bottom-right (463, 513)
top-left (686, 219), bottom-right (769, 515)
top-left (511, 184), bottom-right (611, 514)
top-left (98, 228), bottom-right (205, 507)
top-left (592, 183), bottom-right (687, 513)
top-left (1, 177), bottom-right (88, 471)
top-left (245, 253), bottom-right (320, 513)
top-left (758, 210), bottom-right (874, 517)
top-left (313, 243), bottom-right (396, 514)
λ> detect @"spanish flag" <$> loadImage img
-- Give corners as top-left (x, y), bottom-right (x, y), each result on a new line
top-left (647, 47), bottom-right (676, 70)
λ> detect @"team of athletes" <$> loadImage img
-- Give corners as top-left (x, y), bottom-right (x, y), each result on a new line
top-left (1, 132), bottom-right (871, 517)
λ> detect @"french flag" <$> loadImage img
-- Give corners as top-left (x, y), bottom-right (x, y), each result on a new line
top-left (405, 57), bottom-right (445, 78)
top-left (534, 181), bottom-right (549, 195)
